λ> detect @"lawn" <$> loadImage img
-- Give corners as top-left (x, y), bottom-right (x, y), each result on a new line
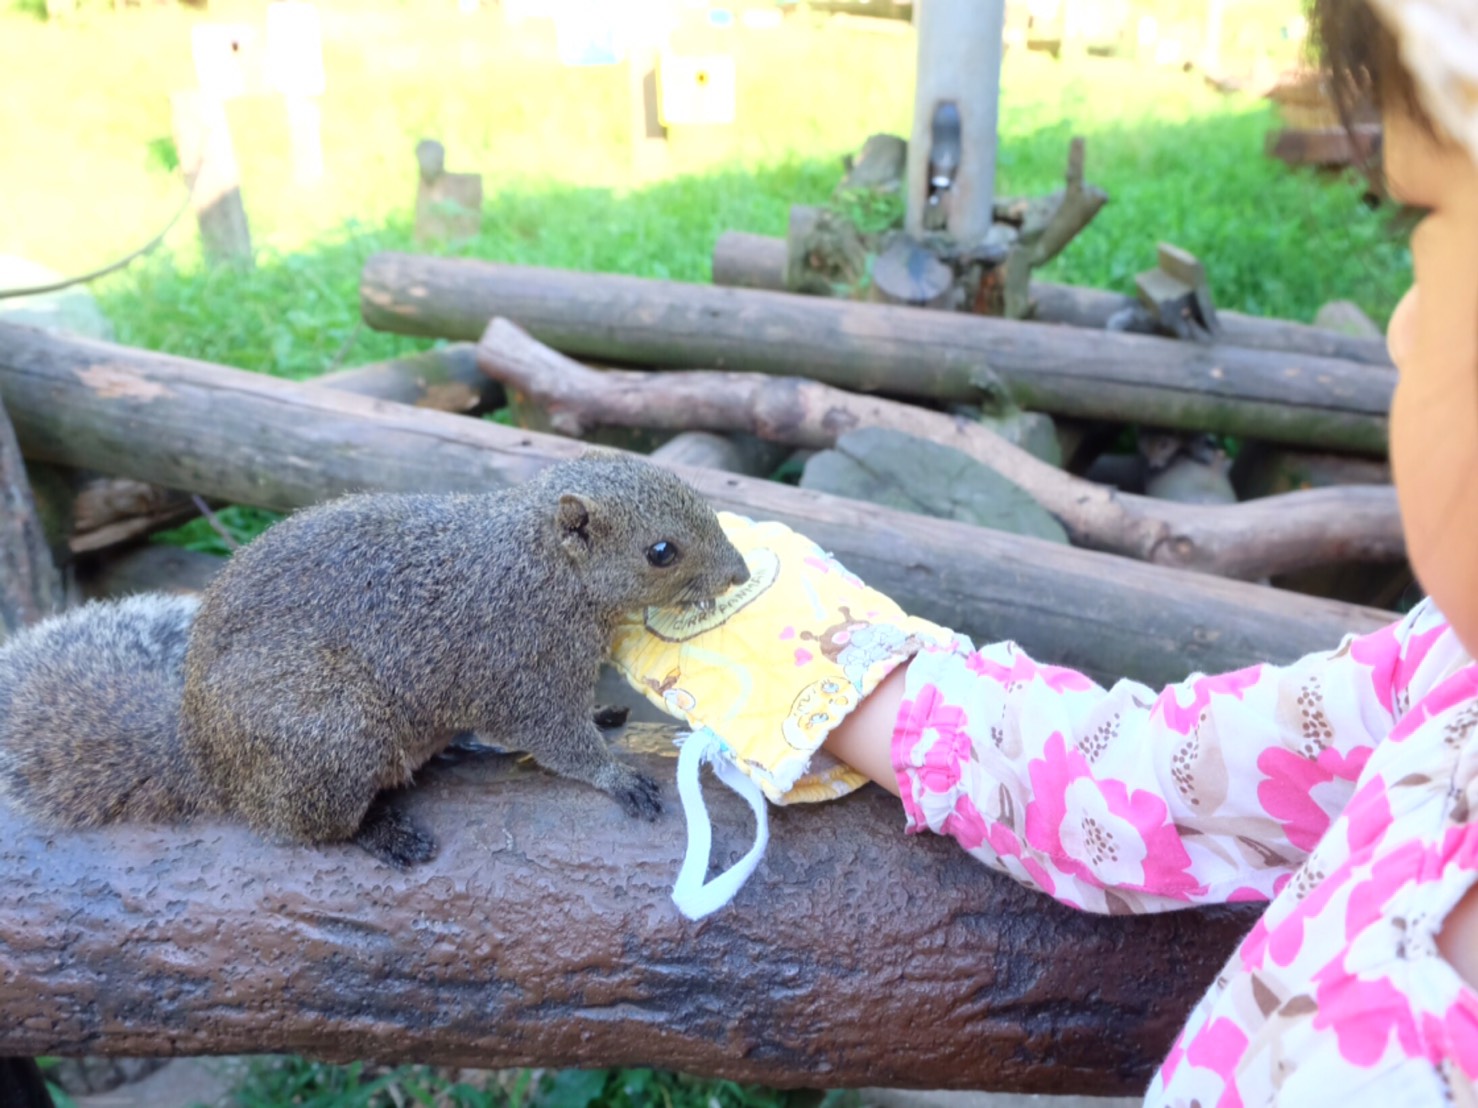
top-left (3, 0), bottom-right (1409, 386)
top-left (5, 2), bottom-right (1413, 1105)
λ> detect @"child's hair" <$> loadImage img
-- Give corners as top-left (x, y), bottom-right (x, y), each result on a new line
top-left (1306, 0), bottom-right (1435, 133)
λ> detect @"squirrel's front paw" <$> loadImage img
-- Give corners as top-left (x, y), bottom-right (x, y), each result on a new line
top-left (592, 704), bottom-right (631, 730)
top-left (608, 765), bottom-right (663, 821)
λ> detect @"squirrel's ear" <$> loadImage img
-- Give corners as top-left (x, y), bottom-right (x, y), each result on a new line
top-left (556, 493), bottom-right (593, 554)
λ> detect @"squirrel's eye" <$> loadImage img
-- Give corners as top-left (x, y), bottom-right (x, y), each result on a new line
top-left (646, 541), bottom-right (679, 568)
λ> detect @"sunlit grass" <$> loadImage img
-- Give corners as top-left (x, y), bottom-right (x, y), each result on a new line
top-left (4, 0), bottom-right (1408, 366)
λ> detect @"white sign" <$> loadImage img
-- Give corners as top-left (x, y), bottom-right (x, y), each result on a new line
top-left (192, 23), bottom-right (261, 101)
top-left (658, 52), bottom-right (736, 126)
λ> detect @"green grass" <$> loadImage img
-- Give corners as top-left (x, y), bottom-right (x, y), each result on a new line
top-left (224, 1060), bottom-right (849, 1108)
top-left (3, 0), bottom-right (1410, 384)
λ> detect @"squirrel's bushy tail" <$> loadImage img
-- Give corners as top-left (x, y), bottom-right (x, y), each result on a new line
top-left (0, 594), bottom-right (219, 827)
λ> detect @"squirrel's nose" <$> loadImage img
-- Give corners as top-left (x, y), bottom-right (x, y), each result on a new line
top-left (729, 561), bottom-right (751, 588)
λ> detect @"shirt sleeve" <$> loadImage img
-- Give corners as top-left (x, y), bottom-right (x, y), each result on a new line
top-left (890, 597), bottom-right (1465, 913)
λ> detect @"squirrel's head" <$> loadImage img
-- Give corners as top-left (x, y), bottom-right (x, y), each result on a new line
top-left (538, 452), bottom-right (750, 615)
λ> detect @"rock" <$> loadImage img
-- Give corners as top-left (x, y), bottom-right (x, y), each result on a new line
top-left (977, 408), bottom-right (1062, 466)
top-left (0, 256), bottom-right (114, 341)
top-left (801, 427), bottom-right (1068, 544)
top-left (1144, 456), bottom-right (1238, 505)
top-left (841, 132), bottom-right (907, 193)
top-left (49, 1057), bottom-right (168, 1097)
top-left (1314, 299), bottom-right (1383, 342)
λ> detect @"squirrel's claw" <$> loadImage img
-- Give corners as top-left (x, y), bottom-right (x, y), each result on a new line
top-left (610, 766), bottom-right (663, 821)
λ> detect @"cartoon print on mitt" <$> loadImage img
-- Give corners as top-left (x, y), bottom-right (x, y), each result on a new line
top-left (611, 513), bottom-right (965, 807)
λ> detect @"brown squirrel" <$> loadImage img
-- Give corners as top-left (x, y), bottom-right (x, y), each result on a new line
top-left (0, 453), bottom-right (749, 867)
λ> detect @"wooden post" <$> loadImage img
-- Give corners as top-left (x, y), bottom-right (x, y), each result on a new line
top-left (170, 90), bottom-right (254, 267)
top-left (1202, 0), bottom-right (1226, 75)
top-left (266, 1), bottom-right (327, 186)
top-left (904, 0), bottom-right (1005, 245)
top-left (283, 94), bottom-right (324, 185)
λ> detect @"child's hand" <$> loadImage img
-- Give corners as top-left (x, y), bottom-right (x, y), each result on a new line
top-left (609, 512), bottom-right (964, 806)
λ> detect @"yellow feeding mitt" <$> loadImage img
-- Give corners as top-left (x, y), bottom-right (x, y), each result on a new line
top-left (609, 512), bottom-right (964, 918)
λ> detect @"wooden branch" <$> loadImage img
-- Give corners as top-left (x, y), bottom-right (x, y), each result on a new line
top-left (359, 254), bottom-right (1394, 454)
top-left (317, 341), bottom-right (501, 414)
top-left (0, 727), bottom-right (1261, 1095)
top-left (708, 233), bottom-right (1395, 367)
top-left (0, 321), bottom-right (1394, 687)
top-left (1025, 136), bottom-right (1108, 267)
top-left (0, 393), bottom-right (62, 637)
top-left (476, 319), bottom-right (1403, 580)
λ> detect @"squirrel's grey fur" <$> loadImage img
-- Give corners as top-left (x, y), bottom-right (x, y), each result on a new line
top-left (0, 453), bottom-right (748, 867)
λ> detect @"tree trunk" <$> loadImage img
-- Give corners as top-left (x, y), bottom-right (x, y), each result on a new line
top-left (0, 321), bottom-right (1393, 688)
top-left (475, 319), bottom-right (1403, 581)
top-left (708, 232), bottom-right (1394, 367)
top-left (359, 254), bottom-right (1393, 454)
top-left (0, 727), bottom-right (1262, 1097)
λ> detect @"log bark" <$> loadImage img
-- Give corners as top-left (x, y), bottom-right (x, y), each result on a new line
top-left (708, 232), bottom-right (1395, 367)
top-left (711, 231), bottom-right (789, 291)
top-left (48, 344), bottom-right (502, 562)
top-left (68, 478), bottom-right (200, 555)
top-left (359, 254), bottom-right (1394, 454)
top-left (0, 321), bottom-right (1393, 687)
top-left (475, 320), bottom-right (1403, 580)
top-left (0, 393), bottom-right (63, 637)
top-left (0, 726), bottom-right (1261, 1095)
top-left (317, 341), bottom-right (501, 413)
top-left (1027, 282), bottom-right (1395, 367)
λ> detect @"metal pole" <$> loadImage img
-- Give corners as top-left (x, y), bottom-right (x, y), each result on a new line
top-left (903, 0), bottom-right (1006, 246)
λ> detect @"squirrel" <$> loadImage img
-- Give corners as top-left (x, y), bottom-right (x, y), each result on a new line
top-left (0, 453), bottom-right (750, 868)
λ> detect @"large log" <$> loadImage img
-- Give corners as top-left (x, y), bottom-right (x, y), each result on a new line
top-left (0, 322), bottom-right (1392, 687)
top-left (1027, 282), bottom-right (1394, 367)
top-left (476, 319), bottom-right (1403, 581)
top-left (709, 231), bottom-right (1394, 367)
top-left (359, 254), bottom-right (1394, 454)
top-left (0, 728), bottom-right (1261, 1095)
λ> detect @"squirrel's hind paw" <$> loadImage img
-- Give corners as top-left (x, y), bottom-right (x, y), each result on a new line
top-left (353, 800), bottom-right (438, 868)
top-left (609, 765), bottom-right (663, 821)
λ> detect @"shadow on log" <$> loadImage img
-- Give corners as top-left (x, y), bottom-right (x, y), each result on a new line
top-left (0, 726), bottom-right (1261, 1096)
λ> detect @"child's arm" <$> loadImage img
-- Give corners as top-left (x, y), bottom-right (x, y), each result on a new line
top-left (827, 600), bottom-right (1463, 914)
top-left (612, 514), bottom-right (1466, 915)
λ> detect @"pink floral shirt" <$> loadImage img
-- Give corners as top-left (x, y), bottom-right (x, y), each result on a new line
top-left (891, 597), bottom-right (1478, 1104)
